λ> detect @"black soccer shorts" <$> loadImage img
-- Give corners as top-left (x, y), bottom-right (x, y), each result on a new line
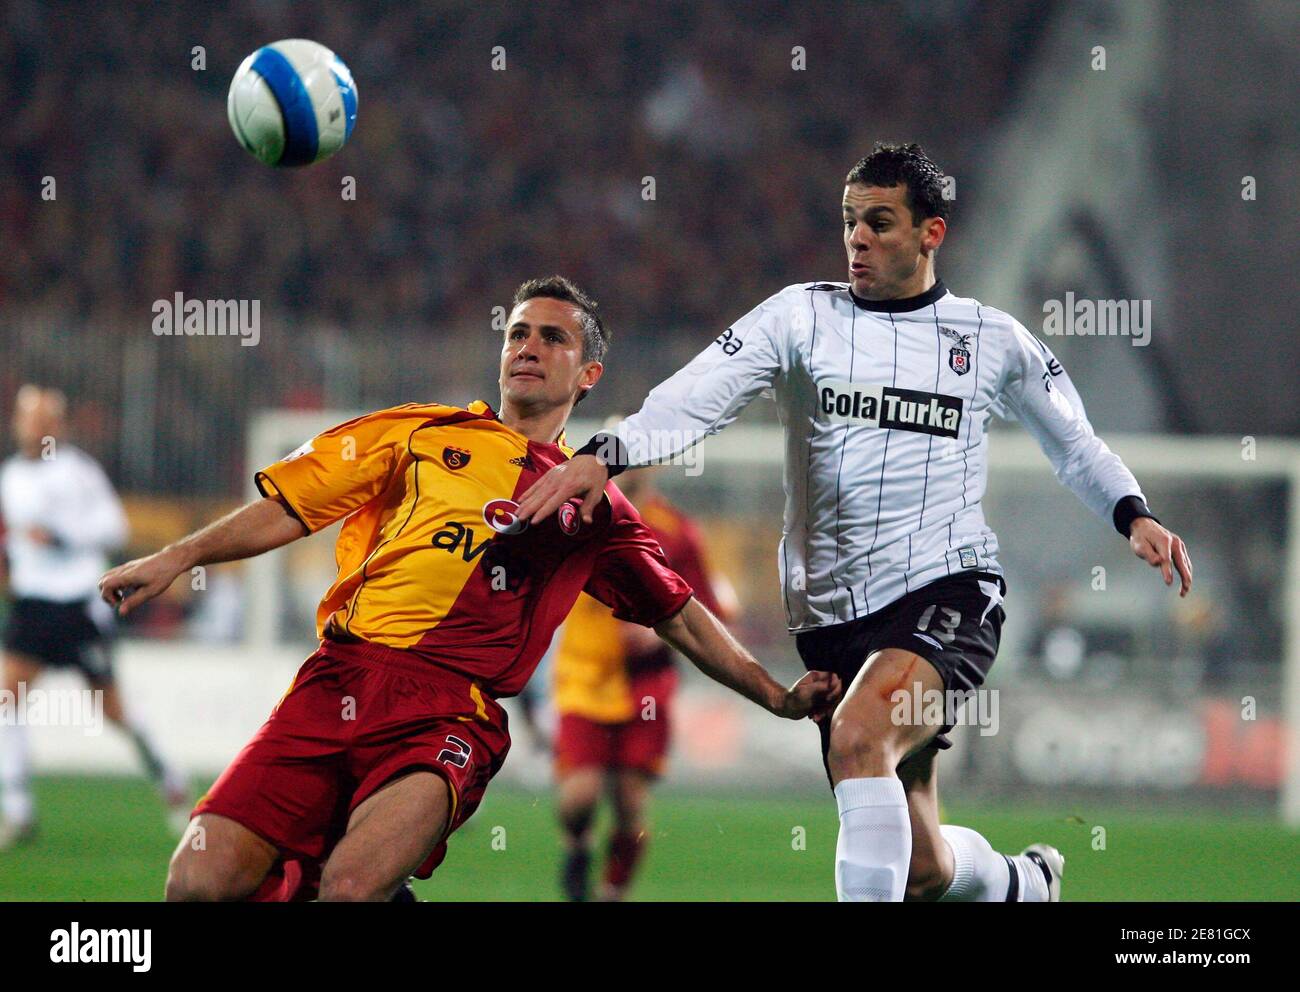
top-left (795, 571), bottom-right (1006, 765)
top-left (3, 597), bottom-right (116, 682)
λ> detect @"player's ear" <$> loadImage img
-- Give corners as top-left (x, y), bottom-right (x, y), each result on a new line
top-left (921, 216), bottom-right (946, 255)
top-left (571, 362), bottom-right (603, 407)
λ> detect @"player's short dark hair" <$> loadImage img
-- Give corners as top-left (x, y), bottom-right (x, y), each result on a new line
top-left (845, 143), bottom-right (950, 225)
top-left (511, 276), bottom-right (610, 405)
top-left (512, 276), bottom-right (610, 364)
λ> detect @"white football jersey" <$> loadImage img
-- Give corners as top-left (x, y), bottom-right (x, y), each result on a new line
top-left (1, 444), bottom-right (128, 602)
top-left (608, 281), bottom-right (1145, 631)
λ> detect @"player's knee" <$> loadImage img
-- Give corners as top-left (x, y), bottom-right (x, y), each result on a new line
top-left (317, 873), bottom-right (370, 902)
top-left (318, 863), bottom-right (390, 902)
top-left (318, 874), bottom-right (388, 902)
top-left (826, 715), bottom-right (895, 780)
top-left (557, 775), bottom-right (601, 834)
top-left (560, 803), bottom-right (596, 838)
top-left (611, 802), bottom-right (642, 835)
top-left (165, 850), bottom-right (236, 902)
top-left (610, 787), bottom-right (644, 830)
top-left (166, 829), bottom-right (271, 902)
top-left (613, 806), bottom-right (644, 837)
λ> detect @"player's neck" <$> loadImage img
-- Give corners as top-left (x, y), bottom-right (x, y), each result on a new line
top-left (497, 402), bottom-right (569, 446)
top-left (851, 274), bottom-right (947, 313)
top-left (895, 268), bottom-right (937, 299)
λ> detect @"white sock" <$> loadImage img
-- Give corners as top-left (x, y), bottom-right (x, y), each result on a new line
top-left (0, 721), bottom-right (34, 826)
top-left (940, 824), bottom-right (1050, 902)
top-left (1010, 852), bottom-right (1051, 902)
top-left (833, 777), bottom-right (910, 902)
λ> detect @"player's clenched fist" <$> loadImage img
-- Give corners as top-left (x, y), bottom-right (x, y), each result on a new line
top-left (98, 549), bottom-right (187, 617)
top-left (1128, 517), bottom-right (1193, 597)
top-left (775, 670), bottom-right (843, 721)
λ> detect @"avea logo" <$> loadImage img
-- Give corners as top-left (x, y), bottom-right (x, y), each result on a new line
top-left (430, 499), bottom-right (530, 564)
top-left (482, 499), bottom-right (528, 535)
top-left (431, 521), bottom-right (493, 562)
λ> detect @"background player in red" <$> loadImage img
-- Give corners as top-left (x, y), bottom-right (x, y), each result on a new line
top-left (552, 464), bottom-right (739, 900)
top-left (98, 277), bottom-right (840, 901)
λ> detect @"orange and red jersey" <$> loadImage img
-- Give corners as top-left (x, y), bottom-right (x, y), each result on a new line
top-left (254, 400), bottom-right (692, 698)
top-left (553, 494), bottom-right (722, 723)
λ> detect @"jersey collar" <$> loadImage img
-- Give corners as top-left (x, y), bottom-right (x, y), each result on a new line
top-left (475, 400), bottom-right (568, 450)
top-left (849, 279), bottom-right (948, 313)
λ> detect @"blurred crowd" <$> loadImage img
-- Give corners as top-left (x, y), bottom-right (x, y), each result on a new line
top-left (0, 0), bottom-right (1054, 492)
top-left (2, 1), bottom-right (1291, 682)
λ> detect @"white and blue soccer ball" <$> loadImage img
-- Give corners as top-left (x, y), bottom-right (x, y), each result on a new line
top-left (227, 39), bottom-right (358, 167)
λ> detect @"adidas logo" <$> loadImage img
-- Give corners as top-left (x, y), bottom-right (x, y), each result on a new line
top-left (509, 455), bottom-right (535, 470)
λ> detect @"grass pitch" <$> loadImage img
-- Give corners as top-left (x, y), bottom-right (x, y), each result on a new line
top-left (1, 776), bottom-right (1295, 901)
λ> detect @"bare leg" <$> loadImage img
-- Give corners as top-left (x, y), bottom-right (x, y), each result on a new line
top-left (317, 770), bottom-right (452, 902)
top-left (556, 766), bottom-right (604, 901)
top-left (826, 648), bottom-right (945, 784)
top-left (601, 769), bottom-right (650, 900)
top-left (900, 741), bottom-right (1053, 902)
top-left (165, 813), bottom-right (279, 901)
top-left (898, 745), bottom-right (955, 901)
top-left (824, 648), bottom-right (945, 901)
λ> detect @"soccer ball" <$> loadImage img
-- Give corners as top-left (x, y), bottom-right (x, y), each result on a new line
top-left (227, 39), bottom-right (358, 167)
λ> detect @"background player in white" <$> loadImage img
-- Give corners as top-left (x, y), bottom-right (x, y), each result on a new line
top-left (516, 144), bottom-right (1193, 902)
top-left (0, 386), bottom-right (188, 848)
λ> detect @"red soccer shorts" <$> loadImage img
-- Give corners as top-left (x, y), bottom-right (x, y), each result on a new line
top-left (194, 636), bottom-right (511, 900)
top-left (554, 667), bottom-right (676, 778)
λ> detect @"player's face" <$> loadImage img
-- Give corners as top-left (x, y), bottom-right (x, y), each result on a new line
top-left (499, 297), bottom-right (602, 414)
top-left (11, 393), bottom-right (60, 456)
top-left (842, 183), bottom-right (944, 299)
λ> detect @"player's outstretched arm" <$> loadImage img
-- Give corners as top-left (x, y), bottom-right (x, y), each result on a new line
top-left (97, 496), bottom-right (308, 617)
top-left (518, 288), bottom-right (798, 526)
top-left (1128, 516), bottom-right (1193, 596)
top-left (654, 597), bottom-right (841, 719)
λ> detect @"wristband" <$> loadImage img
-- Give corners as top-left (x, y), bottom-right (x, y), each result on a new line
top-left (575, 432), bottom-right (629, 477)
top-left (1113, 495), bottom-right (1158, 538)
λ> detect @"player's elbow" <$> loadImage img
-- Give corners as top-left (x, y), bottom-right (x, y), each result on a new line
top-left (652, 598), bottom-right (693, 644)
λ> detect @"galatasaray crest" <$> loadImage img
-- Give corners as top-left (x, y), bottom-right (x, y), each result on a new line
top-left (442, 446), bottom-right (472, 470)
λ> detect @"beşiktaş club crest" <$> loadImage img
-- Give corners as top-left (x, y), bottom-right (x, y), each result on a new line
top-left (442, 446), bottom-right (472, 470)
top-left (939, 326), bottom-right (973, 376)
